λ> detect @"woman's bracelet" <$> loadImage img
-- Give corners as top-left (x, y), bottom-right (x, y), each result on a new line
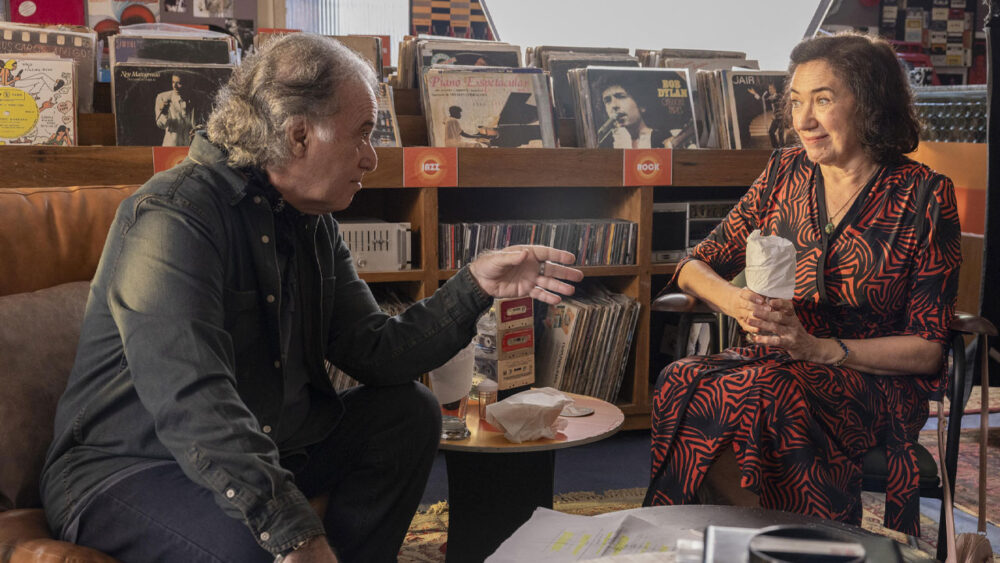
top-left (832, 337), bottom-right (850, 367)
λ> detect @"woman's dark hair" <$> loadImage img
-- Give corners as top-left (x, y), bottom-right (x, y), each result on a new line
top-left (448, 105), bottom-right (462, 118)
top-left (785, 32), bottom-right (920, 164)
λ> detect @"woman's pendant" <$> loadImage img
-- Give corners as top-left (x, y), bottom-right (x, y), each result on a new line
top-left (824, 221), bottom-right (835, 235)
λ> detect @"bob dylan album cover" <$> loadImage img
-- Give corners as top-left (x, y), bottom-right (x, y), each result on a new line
top-left (587, 68), bottom-right (697, 149)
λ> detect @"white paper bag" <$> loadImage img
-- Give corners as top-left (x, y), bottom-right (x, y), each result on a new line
top-left (744, 229), bottom-right (796, 300)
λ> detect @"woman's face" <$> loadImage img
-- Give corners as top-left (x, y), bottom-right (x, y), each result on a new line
top-left (788, 59), bottom-right (864, 167)
top-left (601, 85), bottom-right (642, 128)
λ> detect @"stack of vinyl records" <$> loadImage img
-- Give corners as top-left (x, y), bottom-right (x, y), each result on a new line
top-left (535, 282), bottom-right (640, 403)
top-left (568, 66), bottom-right (698, 149)
top-left (396, 35), bottom-right (521, 89)
top-left (526, 45), bottom-right (638, 119)
top-left (110, 24), bottom-right (237, 146)
top-left (439, 218), bottom-right (637, 269)
top-left (372, 82), bottom-right (402, 147)
top-left (696, 69), bottom-right (793, 150)
top-left (0, 21), bottom-right (95, 115)
top-left (635, 47), bottom-right (748, 69)
top-left (326, 286), bottom-right (415, 391)
top-left (638, 49), bottom-right (759, 148)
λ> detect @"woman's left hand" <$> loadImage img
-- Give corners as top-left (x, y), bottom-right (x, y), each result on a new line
top-left (746, 298), bottom-right (819, 361)
top-left (468, 245), bottom-right (584, 304)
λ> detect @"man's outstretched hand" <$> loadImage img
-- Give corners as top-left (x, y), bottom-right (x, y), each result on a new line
top-left (468, 245), bottom-right (584, 305)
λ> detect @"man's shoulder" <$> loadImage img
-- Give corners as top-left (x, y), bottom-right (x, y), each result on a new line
top-left (133, 160), bottom-right (237, 221)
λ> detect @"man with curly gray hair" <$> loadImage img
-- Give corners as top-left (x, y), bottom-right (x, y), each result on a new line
top-left (42, 33), bottom-right (583, 562)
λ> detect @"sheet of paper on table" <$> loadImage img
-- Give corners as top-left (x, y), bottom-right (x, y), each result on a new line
top-left (485, 507), bottom-right (675, 562)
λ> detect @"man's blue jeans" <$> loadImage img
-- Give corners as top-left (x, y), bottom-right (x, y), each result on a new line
top-left (70, 381), bottom-right (441, 562)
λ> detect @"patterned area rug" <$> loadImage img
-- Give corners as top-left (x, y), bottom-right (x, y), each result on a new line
top-left (399, 489), bottom-right (956, 562)
top-left (942, 386), bottom-right (1000, 415)
top-left (919, 427), bottom-right (1000, 526)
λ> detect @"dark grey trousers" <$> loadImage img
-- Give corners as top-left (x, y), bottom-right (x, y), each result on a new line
top-left (72, 382), bottom-right (441, 563)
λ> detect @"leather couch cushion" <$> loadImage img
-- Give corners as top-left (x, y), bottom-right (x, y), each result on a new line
top-left (0, 509), bottom-right (119, 562)
top-left (0, 185), bottom-right (138, 297)
top-left (0, 281), bottom-right (90, 510)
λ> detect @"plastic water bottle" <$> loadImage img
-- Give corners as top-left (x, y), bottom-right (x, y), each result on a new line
top-left (470, 306), bottom-right (497, 400)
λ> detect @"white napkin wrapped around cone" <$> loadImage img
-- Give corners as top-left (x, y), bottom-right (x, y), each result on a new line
top-left (744, 229), bottom-right (796, 300)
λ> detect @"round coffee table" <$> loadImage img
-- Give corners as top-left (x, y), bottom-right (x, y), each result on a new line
top-left (438, 392), bottom-right (624, 563)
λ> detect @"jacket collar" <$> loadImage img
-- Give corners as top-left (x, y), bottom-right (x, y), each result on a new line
top-left (187, 131), bottom-right (257, 206)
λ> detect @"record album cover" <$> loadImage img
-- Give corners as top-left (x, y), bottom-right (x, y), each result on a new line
top-left (113, 62), bottom-right (233, 146)
top-left (725, 70), bottom-right (792, 149)
top-left (110, 35), bottom-right (234, 67)
top-left (0, 56), bottom-right (76, 145)
top-left (577, 67), bottom-right (697, 149)
top-left (0, 23), bottom-right (96, 112)
top-left (422, 66), bottom-right (555, 149)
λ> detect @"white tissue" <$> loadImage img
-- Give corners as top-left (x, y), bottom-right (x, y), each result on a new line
top-left (744, 230), bottom-right (796, 300)
top-left (484, 387), bottom-right (572, 443)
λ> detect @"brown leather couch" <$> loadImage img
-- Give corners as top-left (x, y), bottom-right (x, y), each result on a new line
top-left (0, 184), bottom-right (139, 562)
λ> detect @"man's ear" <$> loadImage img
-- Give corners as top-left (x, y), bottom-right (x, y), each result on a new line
top-left (286, 116), bottom-right (309, 157)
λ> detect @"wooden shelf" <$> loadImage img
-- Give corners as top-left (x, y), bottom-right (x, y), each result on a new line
top-left (2, 141), bottom-right (774, 429)
top-left (5, 145), bottom-right (770, 190)
top-left (356, 270), bottom-right (426, 283)
top-left (651, 263), bottom-right (679, 276)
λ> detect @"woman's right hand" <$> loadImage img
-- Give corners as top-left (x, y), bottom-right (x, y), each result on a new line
top-left (728, 286), bottom-right (768, 334)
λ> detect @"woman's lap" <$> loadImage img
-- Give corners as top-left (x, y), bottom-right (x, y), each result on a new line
top-left (649, 347), bottom-right (885, 523)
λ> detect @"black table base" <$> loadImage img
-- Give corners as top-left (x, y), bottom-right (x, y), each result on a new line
top-left (443, 449), bottom-right (555, 563)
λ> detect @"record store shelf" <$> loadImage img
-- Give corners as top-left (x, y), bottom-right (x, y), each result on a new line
top-left (5, 139), bottom-right (772, 430)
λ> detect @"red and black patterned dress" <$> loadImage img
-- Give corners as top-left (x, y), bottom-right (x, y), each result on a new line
top-left (647, 147), bottom-right (961, 536)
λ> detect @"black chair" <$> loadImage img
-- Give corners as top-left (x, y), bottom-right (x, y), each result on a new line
top-left (651, 292), bottom-right (997, 561)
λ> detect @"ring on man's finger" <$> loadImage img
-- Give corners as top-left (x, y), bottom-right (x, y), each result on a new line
top-left (538, 261), bottom-right (547, 277)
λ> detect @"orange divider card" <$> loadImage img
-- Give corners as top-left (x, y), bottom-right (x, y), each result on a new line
top-left (623, 148), bottom-right (672, 186)
top-left (152, 146), bottom-right (190, 174)
top-left (403, 147), bottom-right (458, 187)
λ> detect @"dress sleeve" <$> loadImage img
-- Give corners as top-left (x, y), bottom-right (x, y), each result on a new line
top-left (662, 150), bottom-right (782, 294)
top-left (904, 174), bottom-right (962, 344)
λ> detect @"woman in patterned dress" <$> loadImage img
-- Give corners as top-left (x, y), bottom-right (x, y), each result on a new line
top-left (645, 32), bottom-right (962, 537)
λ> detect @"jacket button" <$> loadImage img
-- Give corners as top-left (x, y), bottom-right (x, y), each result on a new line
top-left (253, 196), bottom-right (262, 204)
top-left (260, 532), bottom-right (270, 542)
top-left (226, 488), bottom-right (236, 498)
top-left (262, 425), bottom-right (272, 434)
top-left (261, 235), bottom-right (270, 244)
top-left (266, 294), bottom-right (276, 303)
top-left (274, 360), bottom-right (281, 369)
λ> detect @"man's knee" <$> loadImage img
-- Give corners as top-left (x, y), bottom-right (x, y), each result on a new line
top-left (357, 381), bottom-right (441, 445)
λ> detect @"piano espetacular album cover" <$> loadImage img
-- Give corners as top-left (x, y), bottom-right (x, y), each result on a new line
top-left (421, 65), bottom-right (556, 148)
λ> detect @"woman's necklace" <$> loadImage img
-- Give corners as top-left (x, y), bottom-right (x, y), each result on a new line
top-left (823, 167), bottom-right (880, 235)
